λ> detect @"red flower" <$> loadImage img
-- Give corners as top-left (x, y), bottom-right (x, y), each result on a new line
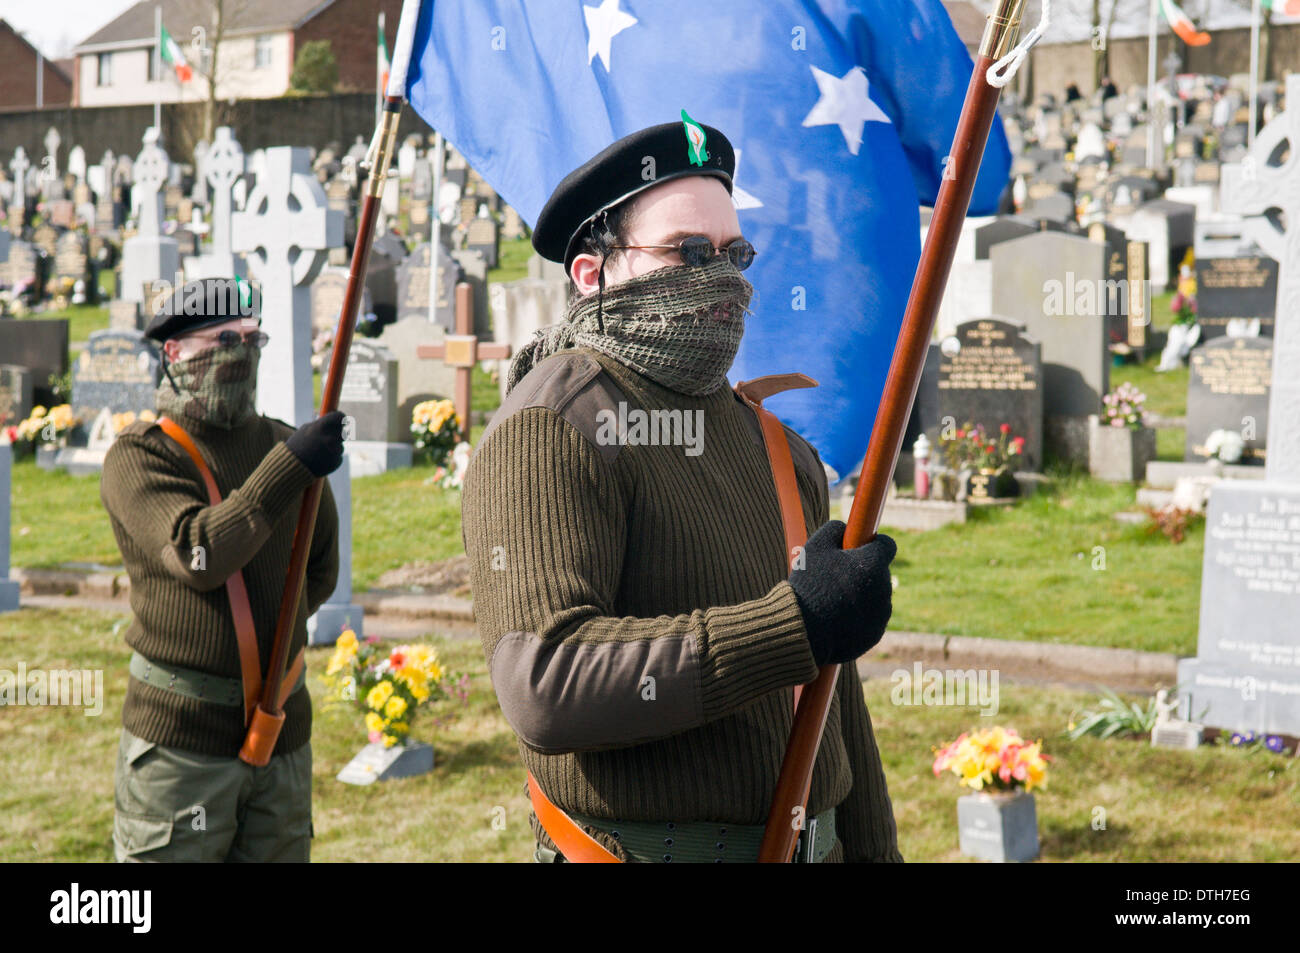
top-left (389, 650), bottom-right (407, 669)
top-left (1000, 423), bottom-right (1011, 434)
top-left (986, 445), bottom-right (995, 453)
top-left (956, 429), bottom-right (965, 439)
top-left (1013, 436), bottom-right (1026, 447)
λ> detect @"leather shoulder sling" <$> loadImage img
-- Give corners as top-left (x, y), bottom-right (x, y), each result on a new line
top-left (524, 373), bottom-right (819, 863)
top-left (155, 417), bottom-right (305, 728)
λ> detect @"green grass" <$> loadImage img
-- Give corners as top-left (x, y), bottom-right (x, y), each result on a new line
top-left (3, 607), bottom-right (1295, 862)
top-left (487, 236), bottom-right (533, 285)
top-left (877, 469), bottom-right (1203, 655)
top-left (350, 468), bottom-right (466, 591)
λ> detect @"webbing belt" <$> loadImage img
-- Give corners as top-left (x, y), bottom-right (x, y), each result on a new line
top-left (526, 373), bottom-right (826, 863)
top-left (130, 650), bottom-right (305, 710)
top-left (564, 807), bottom-right (837, 864)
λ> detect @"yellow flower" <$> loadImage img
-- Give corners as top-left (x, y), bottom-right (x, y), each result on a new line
top-left (365, 712), bottom-right (384, 733)
top-left (366, 681), bottom-right (394, 710)
top-left (29, 406), bottom-right (47, 420)
top-left (139, 409), bottom-right (157, 422)
top-left (337, 629), bottom-right (358, 652)
top-left (384, 695), bottom-right (408, 719)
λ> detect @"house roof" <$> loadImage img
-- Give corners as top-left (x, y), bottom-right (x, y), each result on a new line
top-left (0, 18), bottom-right (74, 80)
top-left (75, 0), bottom-right (334, 51)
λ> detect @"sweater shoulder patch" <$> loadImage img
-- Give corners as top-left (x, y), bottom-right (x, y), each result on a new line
top-left (479, 351), bottom-right (627, 462)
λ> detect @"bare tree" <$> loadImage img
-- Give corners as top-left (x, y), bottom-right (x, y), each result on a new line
top-left (191, 0), bottom-right (254, 142)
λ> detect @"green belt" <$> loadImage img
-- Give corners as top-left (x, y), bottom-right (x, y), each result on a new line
top-left (564, 807), bottom-right (837, 863)
top-left (129, 651), bottom-right (304, 707)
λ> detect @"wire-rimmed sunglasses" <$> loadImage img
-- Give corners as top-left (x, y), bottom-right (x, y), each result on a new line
top-left (608, 234), bottom-right (757, 271)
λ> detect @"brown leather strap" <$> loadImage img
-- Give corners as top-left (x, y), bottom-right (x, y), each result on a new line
top-left (157, 416), bottom-right (265, 727)
top-left (733, 374), bottom-right (820, 715)
top-left (527, 772), bottom-right (621, 863)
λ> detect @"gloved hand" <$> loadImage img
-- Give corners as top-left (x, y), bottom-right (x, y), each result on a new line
top-left (285, 410), bottom-right (346, 477)
top-left (787, 520), bottom-right (896, 666)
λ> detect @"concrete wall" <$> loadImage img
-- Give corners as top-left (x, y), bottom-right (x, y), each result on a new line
top-left (1028, 23), bottom-right (1300, 99)
top-left (0, 93), bottom-right (433, 174)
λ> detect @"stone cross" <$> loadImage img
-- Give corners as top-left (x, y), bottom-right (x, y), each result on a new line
top-left (417, 282), bottom-right (511, 444)
top-left (1221, 74), bottom-right (1300, 485)
top-left (10, 148), bottom-right (29, 197)
top-left (133, 128), bottom-right (169, 240)
top-left (68, 145), bottom-right (87, 184)
top-left (230, 146), bottom-right (342, 426)
top-left (44, 127), bottom-right (61, 177)
top-left (203, 126), bottom-right (245, 272)
top-left (192, 139), bottom-right (210, 205)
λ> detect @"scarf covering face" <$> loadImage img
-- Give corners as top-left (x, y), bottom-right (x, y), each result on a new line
top-left (156, 341), bottom-right (261, 430)
top-left (506, 255), bottom-right (754, 397)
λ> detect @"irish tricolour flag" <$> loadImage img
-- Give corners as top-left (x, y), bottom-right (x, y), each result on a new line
top-left (1159, 0), bottom-right (1211, 46)
top-left (160, 24), bottom-right (193, 82)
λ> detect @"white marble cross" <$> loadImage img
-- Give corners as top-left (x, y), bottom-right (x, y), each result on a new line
top-left (191, 138), bottom-right (210, 205)
top-left (9, 148), bottom-right (29, 195)
top-left (133, 129), bottom-right (170, 240)
top-left (230, 146), bottom-right (342, 426)
top-left (205, 126), bottom-right (244, 267)
top-left (1221, 74), bottom-right (1300, 485)
top-left (43, 127), bottom-right (60, 177)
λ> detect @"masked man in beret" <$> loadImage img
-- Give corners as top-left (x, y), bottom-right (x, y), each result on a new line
top-left (101, 277), bottom-right (345, 862)
top-left (462, 119), bottom-right (902, 863)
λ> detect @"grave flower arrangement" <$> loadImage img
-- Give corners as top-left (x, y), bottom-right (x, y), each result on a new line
top-left (932, 726), bottom-right (1050, 793)
top-left (411, 398), bottom-right (460, 467)
top-left (111, 409), bottom-right (157, 434)
top-left (12, 404), bottom-right (78, 454)
top-left (1169, 259), bottom-right (1197, 326)
top-left (939, 422), bottom-right (1026, 476)
top-left (430, 440), bottom-right (471, 490)
top-left (1102, 382), bottom-right (1149, 429)
top-left (323, 629), bottom-right (469, 748)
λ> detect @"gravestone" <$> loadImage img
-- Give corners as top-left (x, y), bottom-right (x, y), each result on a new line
top-left (67, 329), bottom-right (161, 426)
top-left (395, 242), bottom-right (458, 328)
top-left (186, 126), bottom-right (246, 280)
top-left (336, 340), bottom-right (413, 476)
top-left (376, 317), bottom-right (459, 432)
top-left (1184, 337), bottom-right (1271, 466)
top-left (1178, 76), bottom-right (1300, 737)
top-left (1125, 199), bottom-right (1196, 290)
top-left (936, 318), bottom-right (1043, 470)
top-left (974, 218), bottom-right (1037, 260)
top-left (1194, 256), bottom-right (1279, 339)
top-left (33, 224), bottom-right (58, 257)
top-left (365, 231), bottom-right (405, 326)
top-left (466, 215), bottom-right (499, 268)
top-left (229, 146), bottom-right (357, 646)
top-left (120, 129), bottom-right (179, 304)
top-left (990, 231), bottom-right (1109, 466)
top-left (6, 241), bottom-right (37, 290)
top-left (55, 231), bottom-right (93, 293)
top-left (0, 443), bottom-right (18, 611)
top-left (0, 319), bottom-right (68, 406)
top-left (0, 365), bottom-right (34, 428)
top-left (310, 267), bottom-right (372, 338)
top-left (449, 247), bottom-right (492, 338)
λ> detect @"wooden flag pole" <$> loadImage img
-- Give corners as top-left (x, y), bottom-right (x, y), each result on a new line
top-left (239, 0), bottom-right (423, 766)
top-left (758, 0), bottom-right (1030, 861)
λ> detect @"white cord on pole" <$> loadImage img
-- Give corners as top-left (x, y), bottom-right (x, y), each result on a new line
top-left (385, 0), bottom-right (423, 101)
top-left (987, 0), bottom-right (1051, 89)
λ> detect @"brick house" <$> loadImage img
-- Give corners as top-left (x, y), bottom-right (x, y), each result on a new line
top-left (71, 0), bottom-right (402, 108)
top-left (0, 20), bottom-right (74, 111)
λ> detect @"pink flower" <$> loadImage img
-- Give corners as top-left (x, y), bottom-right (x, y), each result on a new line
top-left (1110, 417), bottom-right (1125, 427)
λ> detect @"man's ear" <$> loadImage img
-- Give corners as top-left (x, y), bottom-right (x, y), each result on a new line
top-left (570, 253), bottom-right (604, 297)
top-left (162, 339), bottom-right (182, 362)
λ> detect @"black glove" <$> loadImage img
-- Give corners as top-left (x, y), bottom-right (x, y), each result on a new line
top-left (285, 411), bottom-right (346, 477)
top-left (787, 520), bottom-right (896, 666)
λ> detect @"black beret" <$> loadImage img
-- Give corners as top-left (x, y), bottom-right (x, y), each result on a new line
top-left (533, 115), bottom-right (735, 269)
top-left (144, 277), bottom-right (262, 342)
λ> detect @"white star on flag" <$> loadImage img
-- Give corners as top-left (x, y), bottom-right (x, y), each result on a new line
top-left (731, 149), bottom-right (763, 210)
top-left (801, 65), bottom-right (891, 156)
top-left (584, 0), bottom-right (639, 72)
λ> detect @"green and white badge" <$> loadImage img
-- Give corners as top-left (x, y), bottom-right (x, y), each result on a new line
top-left (681, 109), bottom-right (709, 167)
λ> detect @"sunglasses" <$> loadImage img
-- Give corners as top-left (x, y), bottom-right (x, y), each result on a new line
top-left (189, 329), bottom-right (270, 350)
top-left (608, 235), bottom-right (757, 271)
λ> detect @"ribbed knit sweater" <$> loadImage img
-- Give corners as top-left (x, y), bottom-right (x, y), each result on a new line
top-left (462, 347), bottom-right (901, 862)
top-left (100, 413), bottom-right (339, 757)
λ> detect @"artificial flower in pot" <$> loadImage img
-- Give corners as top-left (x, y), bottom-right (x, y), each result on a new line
top-left (940, 422), bottom-right (1023, 502)
top-left (1090, 382), bottom-right (1156, 482)
top-left (932, 726), bottom-right (1050, 863)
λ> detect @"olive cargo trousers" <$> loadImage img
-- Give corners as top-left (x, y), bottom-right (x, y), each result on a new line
top-left (113, 727), bottom-right (313, 862)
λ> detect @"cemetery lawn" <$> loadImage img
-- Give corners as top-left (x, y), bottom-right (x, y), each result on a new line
top-left (879, 468), bottom-right (1203, 655)
top-left (4, 607), bottom-right (1295, 862)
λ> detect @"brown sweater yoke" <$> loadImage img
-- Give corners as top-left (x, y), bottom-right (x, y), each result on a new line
top-left (462, 347), bottom-right (902, 862)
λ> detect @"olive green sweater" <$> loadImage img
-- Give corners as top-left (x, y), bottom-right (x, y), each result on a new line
top-left (462, 347), bottom-right (901, 862)
top-left (100, 413), bottom-right (339, 757)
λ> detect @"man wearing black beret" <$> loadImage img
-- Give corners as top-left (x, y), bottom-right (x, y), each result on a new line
top-left (462, 118), bottom-right (901, 862)
top-left (101, 277), bottom-right (343, 861)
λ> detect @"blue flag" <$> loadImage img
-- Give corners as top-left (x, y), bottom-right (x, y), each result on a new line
top-left (406, 0), bottom-right (1010, 478)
